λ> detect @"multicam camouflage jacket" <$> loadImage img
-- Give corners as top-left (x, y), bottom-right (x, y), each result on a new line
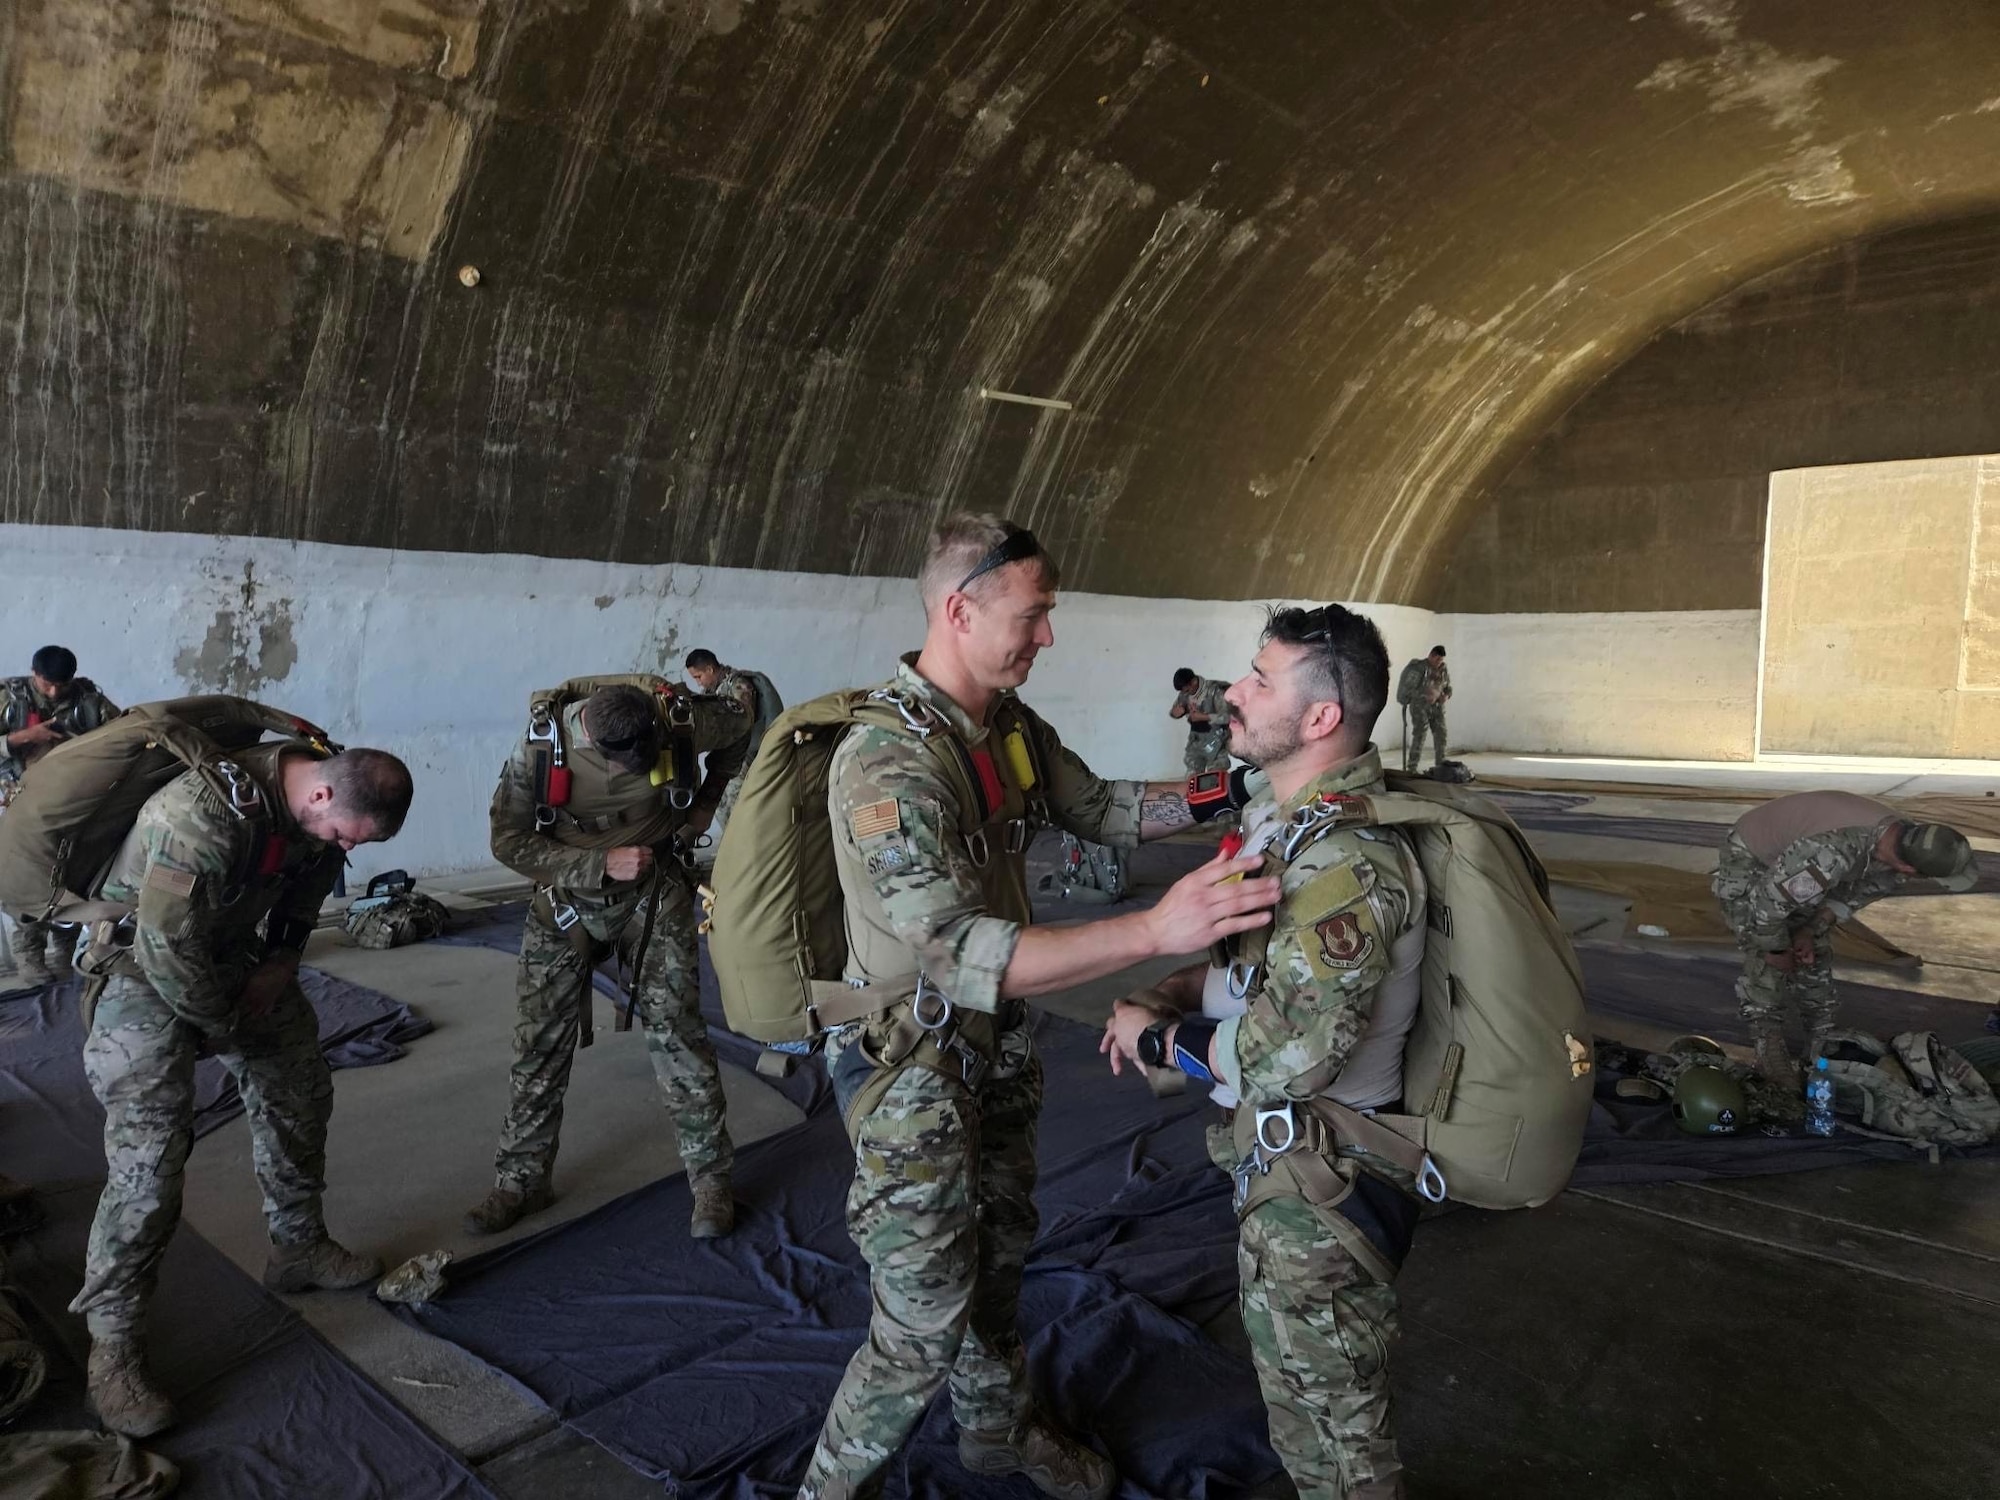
top-left (96, 743), bottom-right (342, 1037)
top-left (1212, 749), bottom-right (1423, 1106)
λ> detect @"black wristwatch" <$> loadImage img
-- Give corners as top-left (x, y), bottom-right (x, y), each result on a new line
top-left (1136, 1018), bottom-right (1175, 1068)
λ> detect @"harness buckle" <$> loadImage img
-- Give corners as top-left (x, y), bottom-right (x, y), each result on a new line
top-left (1226, 959), bottom-right (1264, 1000)
top-left (965, 828), bottom-right (990, 868)
top-left (666, 786), bottom-right (695, 810)
top-left (910, 975), bottom-right (954, 1032)
top-left (1416, 1154), bottom-right (1448, 1204)
top-left (526, 709), bottom-right (558, 747)
top-left (550, 900), bottom-right (581, 932)
top-left (216, 759), bottom-right (263, 817)
top-left (1255, 1102), bottom-right (1299, 1155)
top-left (1003, 818), bottom-right (1032, 855)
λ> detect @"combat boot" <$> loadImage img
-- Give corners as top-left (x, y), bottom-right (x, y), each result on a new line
top-left (689, 1172), bottom-right (735, 1239)
top-left (462, 1178), bottom-right (553, 1236)
top-left (44, 929), bottom-right (75, 980)
top-left (263, 1235), bottom-right (384, 1293)
top-left (1752, 1024), bottom-right (1801, 1096)
top-left (958, 1412), bottom-right (1115, 1500)
top-left (10, 950), bottom-right (52, 990)
top-left (87, 1335), bottom-right (177, 1438)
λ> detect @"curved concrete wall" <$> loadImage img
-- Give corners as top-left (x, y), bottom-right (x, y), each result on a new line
top-left (7, 2), bottom-right (2000, 606)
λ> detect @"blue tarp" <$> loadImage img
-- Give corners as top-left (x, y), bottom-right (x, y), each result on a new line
top-left (0, 970), bottom-right (497, 1500)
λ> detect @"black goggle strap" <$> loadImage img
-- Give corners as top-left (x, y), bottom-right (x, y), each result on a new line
top-left (956, 526), bottom-right (1043, 593)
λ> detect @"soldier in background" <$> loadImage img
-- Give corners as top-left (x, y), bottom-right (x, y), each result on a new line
top-left (684, 650), bottom-right (784, 841)
top-left (466, 682), bottom-right (751, 1240)
top-left (1170, 667), bottom-right (1232, 775)
top-left (1395, 646), bottom-right (1450, 774)
top-left (1712, 792), bottom-right (1975, 1090)
top-left (1, 647), bottom-right (120, 985)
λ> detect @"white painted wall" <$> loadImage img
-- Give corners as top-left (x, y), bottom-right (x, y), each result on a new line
top-left (1435, 608), bottom-right (1761, 761)
top-left (0, 524), bottom-right (1441, 880)
top-left (0, 524), bottom-right (1767, 879)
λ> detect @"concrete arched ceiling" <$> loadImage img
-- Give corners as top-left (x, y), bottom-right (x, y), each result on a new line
top-left (6, 0), bottom-right (2000, 602)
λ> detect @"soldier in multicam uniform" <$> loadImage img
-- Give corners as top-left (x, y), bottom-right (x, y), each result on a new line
top-left (1711, 791), bottom-right (1975, 1091)
top-left (796, 514), bottom-right (1280, 1500)
top-left (1107, 604), bottom-right (1423, 1500)
top-left (1170, 667), bottom-right (1233, 774)
top-left (684, 649), bottom-right (784, 839)
top-left (1394, 646), bottom-right (1450, 774)
top-left (0, 646), bottom-right (121, 985)
top-left (70, 740), bottom-right (413, 1437)
top-left (464, 682), bottom-right (752, 1240)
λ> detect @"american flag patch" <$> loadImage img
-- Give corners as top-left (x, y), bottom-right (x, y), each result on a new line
top-left (851, 799), bottom-right (902, 841)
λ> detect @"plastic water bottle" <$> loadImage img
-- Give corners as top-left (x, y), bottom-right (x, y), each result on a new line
top-left (1805, 1056), bottom-right (1836, 1137)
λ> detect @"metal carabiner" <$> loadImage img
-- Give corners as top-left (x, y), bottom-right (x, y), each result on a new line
top-left (526, 708), bottom-right (558, 746)
top-left (910, 976), bottom-right (955, 1032)
top-left (1416, 1154), bottom-right (1448, 1204)
top-left (550, 901), bottom-right (581, 932)
top-left (867, 688), bottom-right (941, 739)
top-left (667, 786), bottom-right (694, 810)
top-left (1226, 959), bottom-right (1263, 1000)
top-left (964, 828), bottom-right (990, 868)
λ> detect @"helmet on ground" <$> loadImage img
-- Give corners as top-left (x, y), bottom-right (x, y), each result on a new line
top-left (1673, 1065), bottom-right (1745, 1136)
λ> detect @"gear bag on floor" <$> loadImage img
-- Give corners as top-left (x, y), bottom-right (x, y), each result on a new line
top-left (0, 696), bottom-right (338, 926)
top-left (1820, 1029), bottom-right (2000, 1148)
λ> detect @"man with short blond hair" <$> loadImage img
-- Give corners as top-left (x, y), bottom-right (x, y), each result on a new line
top-left (795, 512), bottom-right (1280, 1500)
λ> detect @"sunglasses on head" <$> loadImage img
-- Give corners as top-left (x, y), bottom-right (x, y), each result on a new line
top-left (956, 526), bottom-right (1044, 593)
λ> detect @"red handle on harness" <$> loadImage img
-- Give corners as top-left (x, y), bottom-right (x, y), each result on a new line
top-left (545, 765), bottom-right (572, 806)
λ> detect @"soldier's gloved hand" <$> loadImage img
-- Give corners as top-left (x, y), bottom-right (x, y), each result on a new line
top-left (681, 807), bottom-right (715, 839)
top-left (1760, 945), bottom-right (1799, 973)
top-left (239, 952), bottom-right (300, 1019)
top-left (1790, 929), bottom-right (1817, 967)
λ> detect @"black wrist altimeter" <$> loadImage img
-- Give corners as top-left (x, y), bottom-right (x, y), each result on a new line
top-left (1136, 1018), bottom-right (1175, 1068)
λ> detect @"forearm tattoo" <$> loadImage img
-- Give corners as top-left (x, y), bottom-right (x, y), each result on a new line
top-left (1141, 789), bottom-right (1194, 828)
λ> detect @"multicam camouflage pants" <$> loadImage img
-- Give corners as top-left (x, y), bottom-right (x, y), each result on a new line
top-left (70, 971), bottom-right (331, 1335)
top-left (1711, 833), bottom-right (1839, 1035)
top-left (1240, 1193), bottom-right (1403, 1498)
top-left (492, 874), bottom-right (732, 1188)
top-left (1403, 706), bottom-right (1446, 773)
top-left (1184, 728), bottom-right (1232, 776)
top-left (799, 1034), bottom-right (1042, 1495)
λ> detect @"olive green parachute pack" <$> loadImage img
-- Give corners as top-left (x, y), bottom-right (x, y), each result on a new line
top-left (705, 686), bottom-right (1033, 1048)
top-left (0, 696), bottom-right (337, 927)
top-left (1236, 772), bottom-right (1594, 1211)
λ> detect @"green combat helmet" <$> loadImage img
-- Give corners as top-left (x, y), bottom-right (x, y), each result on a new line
top-left (1673, 1065), bottom-right (1746, 1136)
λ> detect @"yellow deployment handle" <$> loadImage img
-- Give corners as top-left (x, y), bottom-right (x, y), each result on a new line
top-left (1001, 728), bottom-right (1037, 791)
top-left (648, 744), bottom-right (677, 786)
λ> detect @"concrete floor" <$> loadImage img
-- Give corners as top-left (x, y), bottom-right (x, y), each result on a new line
top-left (166, 782), bottom-right (2000, 1499)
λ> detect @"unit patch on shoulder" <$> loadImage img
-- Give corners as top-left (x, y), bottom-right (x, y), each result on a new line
top-left (1779, 865), bottom-right (1828, 904)
top-left (1312, 911), bottom-right (1377, 973)
top-left (145, 865), bottom-right (197, 898)
top-left (850, 799), bottom-right (903, 842)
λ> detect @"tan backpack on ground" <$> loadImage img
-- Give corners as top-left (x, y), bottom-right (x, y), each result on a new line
top-left (0, 696), bottom-right (337, 925)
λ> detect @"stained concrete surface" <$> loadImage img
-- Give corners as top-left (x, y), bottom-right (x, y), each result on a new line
top-left (162, 803), bottom-right (2000, 1498)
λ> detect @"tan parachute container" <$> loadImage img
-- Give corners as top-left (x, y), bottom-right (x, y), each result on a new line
top-left (0, 697), bottom-right (337, 925)
top-left (706, 688), bottom-right (983, 1045)
top-left (1327, 772), bottom-right (1593, 1209)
